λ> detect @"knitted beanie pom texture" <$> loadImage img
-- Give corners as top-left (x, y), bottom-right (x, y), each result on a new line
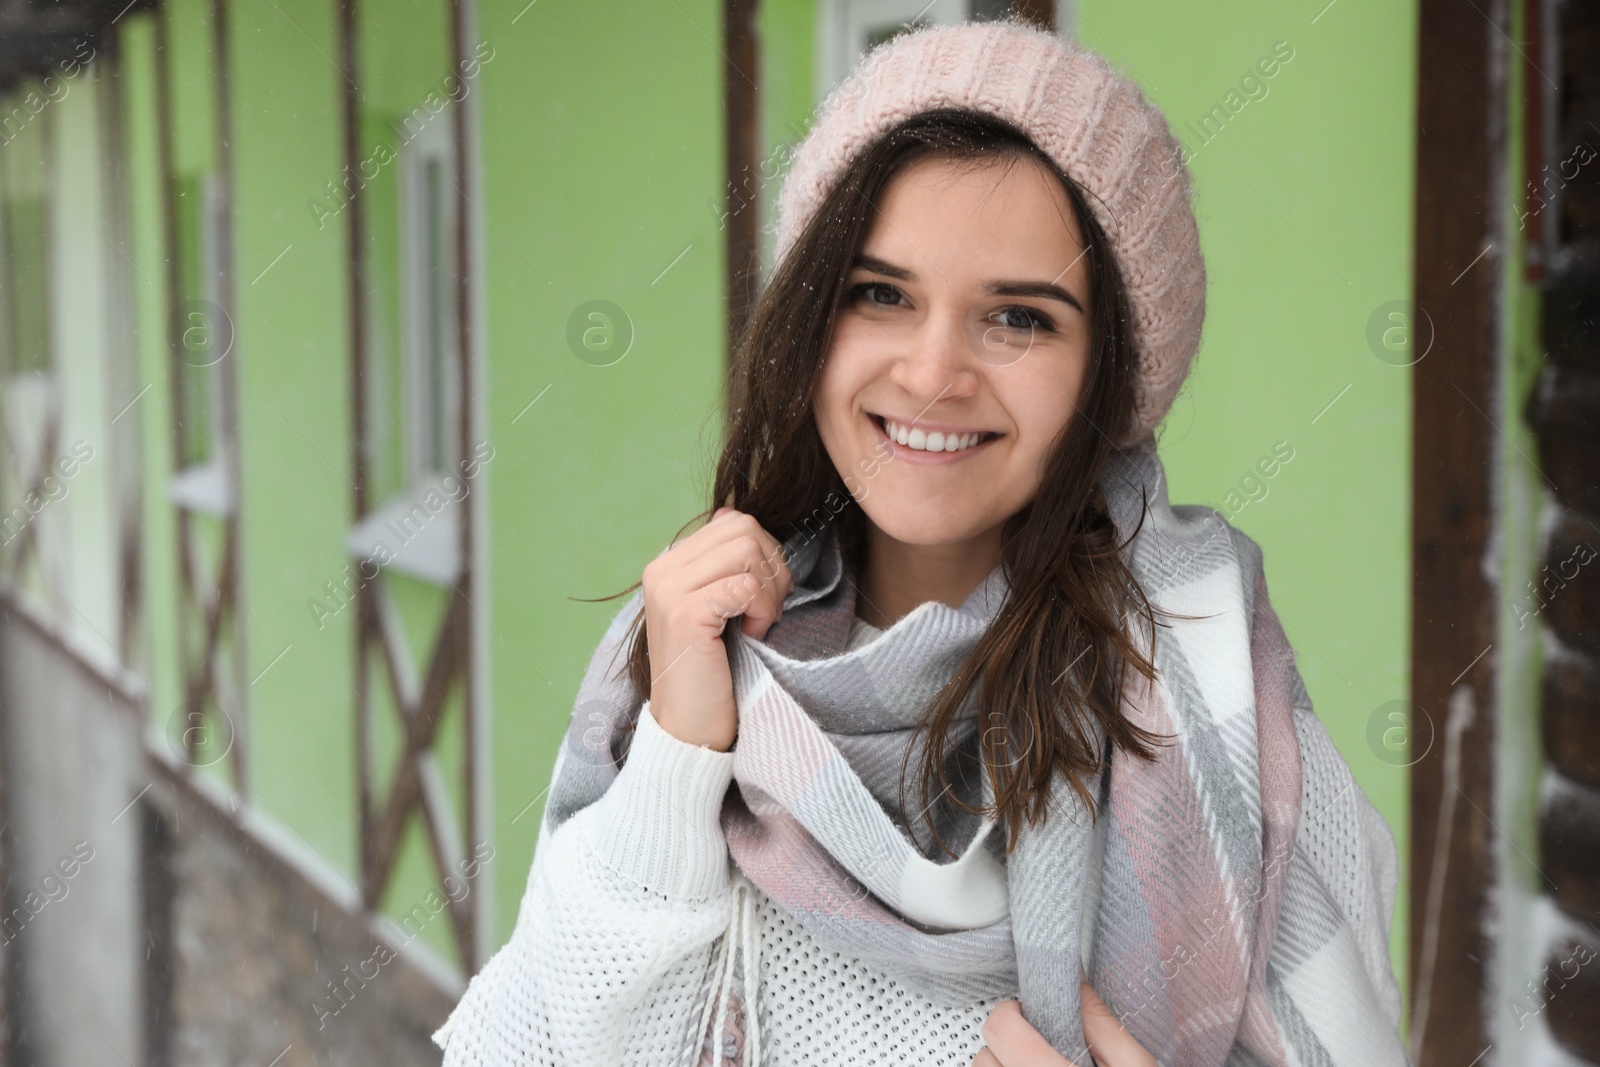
top-left (770, 18), bottom-right (1207, 446)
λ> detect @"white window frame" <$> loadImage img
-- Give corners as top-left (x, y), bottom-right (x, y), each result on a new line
top-left (398, 111), bottom-right (461, 487)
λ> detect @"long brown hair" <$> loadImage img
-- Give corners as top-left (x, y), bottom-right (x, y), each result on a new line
top-left (600, 107), bottom-right (1168, 856)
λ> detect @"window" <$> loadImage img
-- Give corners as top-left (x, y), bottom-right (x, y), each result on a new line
top-left (344, 105), bottom-right (467, 587)
top-left (398, 113), bottom-right (459, 484)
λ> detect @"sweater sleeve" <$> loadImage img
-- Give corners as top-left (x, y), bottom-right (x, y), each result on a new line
top-left (433, 701), bottom-right (736, 1066)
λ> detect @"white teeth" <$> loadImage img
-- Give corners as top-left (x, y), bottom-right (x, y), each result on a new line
top-left (882, 418), bottom-right (989, 453)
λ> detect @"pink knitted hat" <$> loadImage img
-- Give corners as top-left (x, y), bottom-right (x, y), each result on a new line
top-left (771, 18), bottom-right (1206, 446)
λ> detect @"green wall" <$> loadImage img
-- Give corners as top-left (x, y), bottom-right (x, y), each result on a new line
top-left (224, 0), bottom-right (488, 962)
top-left (476, 0), bottom-right (730, 941)
top-left (225, 0), bottom-right (362, 903)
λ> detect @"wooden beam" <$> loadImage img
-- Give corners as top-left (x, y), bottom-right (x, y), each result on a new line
top-left (1407, 2), bottom-right (1507, 1064)
top-left (447, 0), bottom-right (481, 969)
top-left (363, 589), bottom-right (467, 908)
top-left (335, 0), bottom-right (376, 923)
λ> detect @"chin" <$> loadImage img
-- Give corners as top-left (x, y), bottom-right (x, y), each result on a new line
top-left (858, 504), bottom-right (988, 550)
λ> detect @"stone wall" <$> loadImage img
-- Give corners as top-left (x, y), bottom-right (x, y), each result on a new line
top-left (143, 773), bottom-right (456, 1067)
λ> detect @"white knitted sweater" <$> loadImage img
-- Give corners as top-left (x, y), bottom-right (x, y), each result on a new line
top-left (432, 615), bottom-right (1400, 1065)
top-left (433, 617), bottom-right (1025, 1065)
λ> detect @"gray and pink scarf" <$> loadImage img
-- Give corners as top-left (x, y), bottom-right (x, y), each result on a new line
top-left (548, 437), bottom-right (1409, 1066)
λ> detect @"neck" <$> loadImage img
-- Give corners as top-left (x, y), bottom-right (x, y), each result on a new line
top-left (854, 521), bottom-right (1005, 628)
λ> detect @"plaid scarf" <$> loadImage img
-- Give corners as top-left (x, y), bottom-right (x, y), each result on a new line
top-left (547, 438), bottom-right (1408, 1066)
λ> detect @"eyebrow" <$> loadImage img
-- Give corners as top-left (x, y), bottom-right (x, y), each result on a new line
top-left (851, 253), bottom-right (1085, 313)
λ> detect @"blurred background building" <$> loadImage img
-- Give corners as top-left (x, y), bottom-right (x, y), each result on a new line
top-left (0, 0), bottom-right (1591, 1064)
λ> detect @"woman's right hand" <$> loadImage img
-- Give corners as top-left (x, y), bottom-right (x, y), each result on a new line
top-left (641, 507), bottom-right (793, 752)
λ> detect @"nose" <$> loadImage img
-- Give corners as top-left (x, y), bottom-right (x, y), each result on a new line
top-left (887, 307), bottom-right (980, 405)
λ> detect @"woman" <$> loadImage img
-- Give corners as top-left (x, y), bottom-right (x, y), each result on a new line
top-left (434, 18), bottom-right (1406, 1067)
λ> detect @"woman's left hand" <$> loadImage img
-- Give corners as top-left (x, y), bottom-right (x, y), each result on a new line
top-left (970, 983), bottom-right (1156, 1066)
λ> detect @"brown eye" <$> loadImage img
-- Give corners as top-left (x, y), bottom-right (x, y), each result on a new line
top-left (849, 282), bottom-right (905, 307)
top-left (991, 305), bottom-right (1055, 332)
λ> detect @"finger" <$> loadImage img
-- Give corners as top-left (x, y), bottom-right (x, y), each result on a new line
top-left (676, 534), bottom-right (785, 612)
top-left (680, 512), bottom-right (789, 588)
top-left (729, 514), bottom-right (790, 596)
top-left (982, 1000), bottom-right (1072, 1067)
top-left (731, 563), bottom-right (786, 640)
top-left (706, 569), bottom-right (782, 639)
top-left (1081, 982), bottom-right (1155, 1067)
top-left (705, 511), bottom-right (791, 594)
top-left (671, 543), bottom-right (787, 642)
top-left (674, 520), bottom-right (790, 620)
top-left (649, 516), bottom-right (791, 647)
top-left (970, 1049), bottom-right (1004, 1067)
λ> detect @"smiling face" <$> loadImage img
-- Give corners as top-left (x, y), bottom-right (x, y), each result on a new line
top-left (813, 152), bottom-right (1094, 554)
